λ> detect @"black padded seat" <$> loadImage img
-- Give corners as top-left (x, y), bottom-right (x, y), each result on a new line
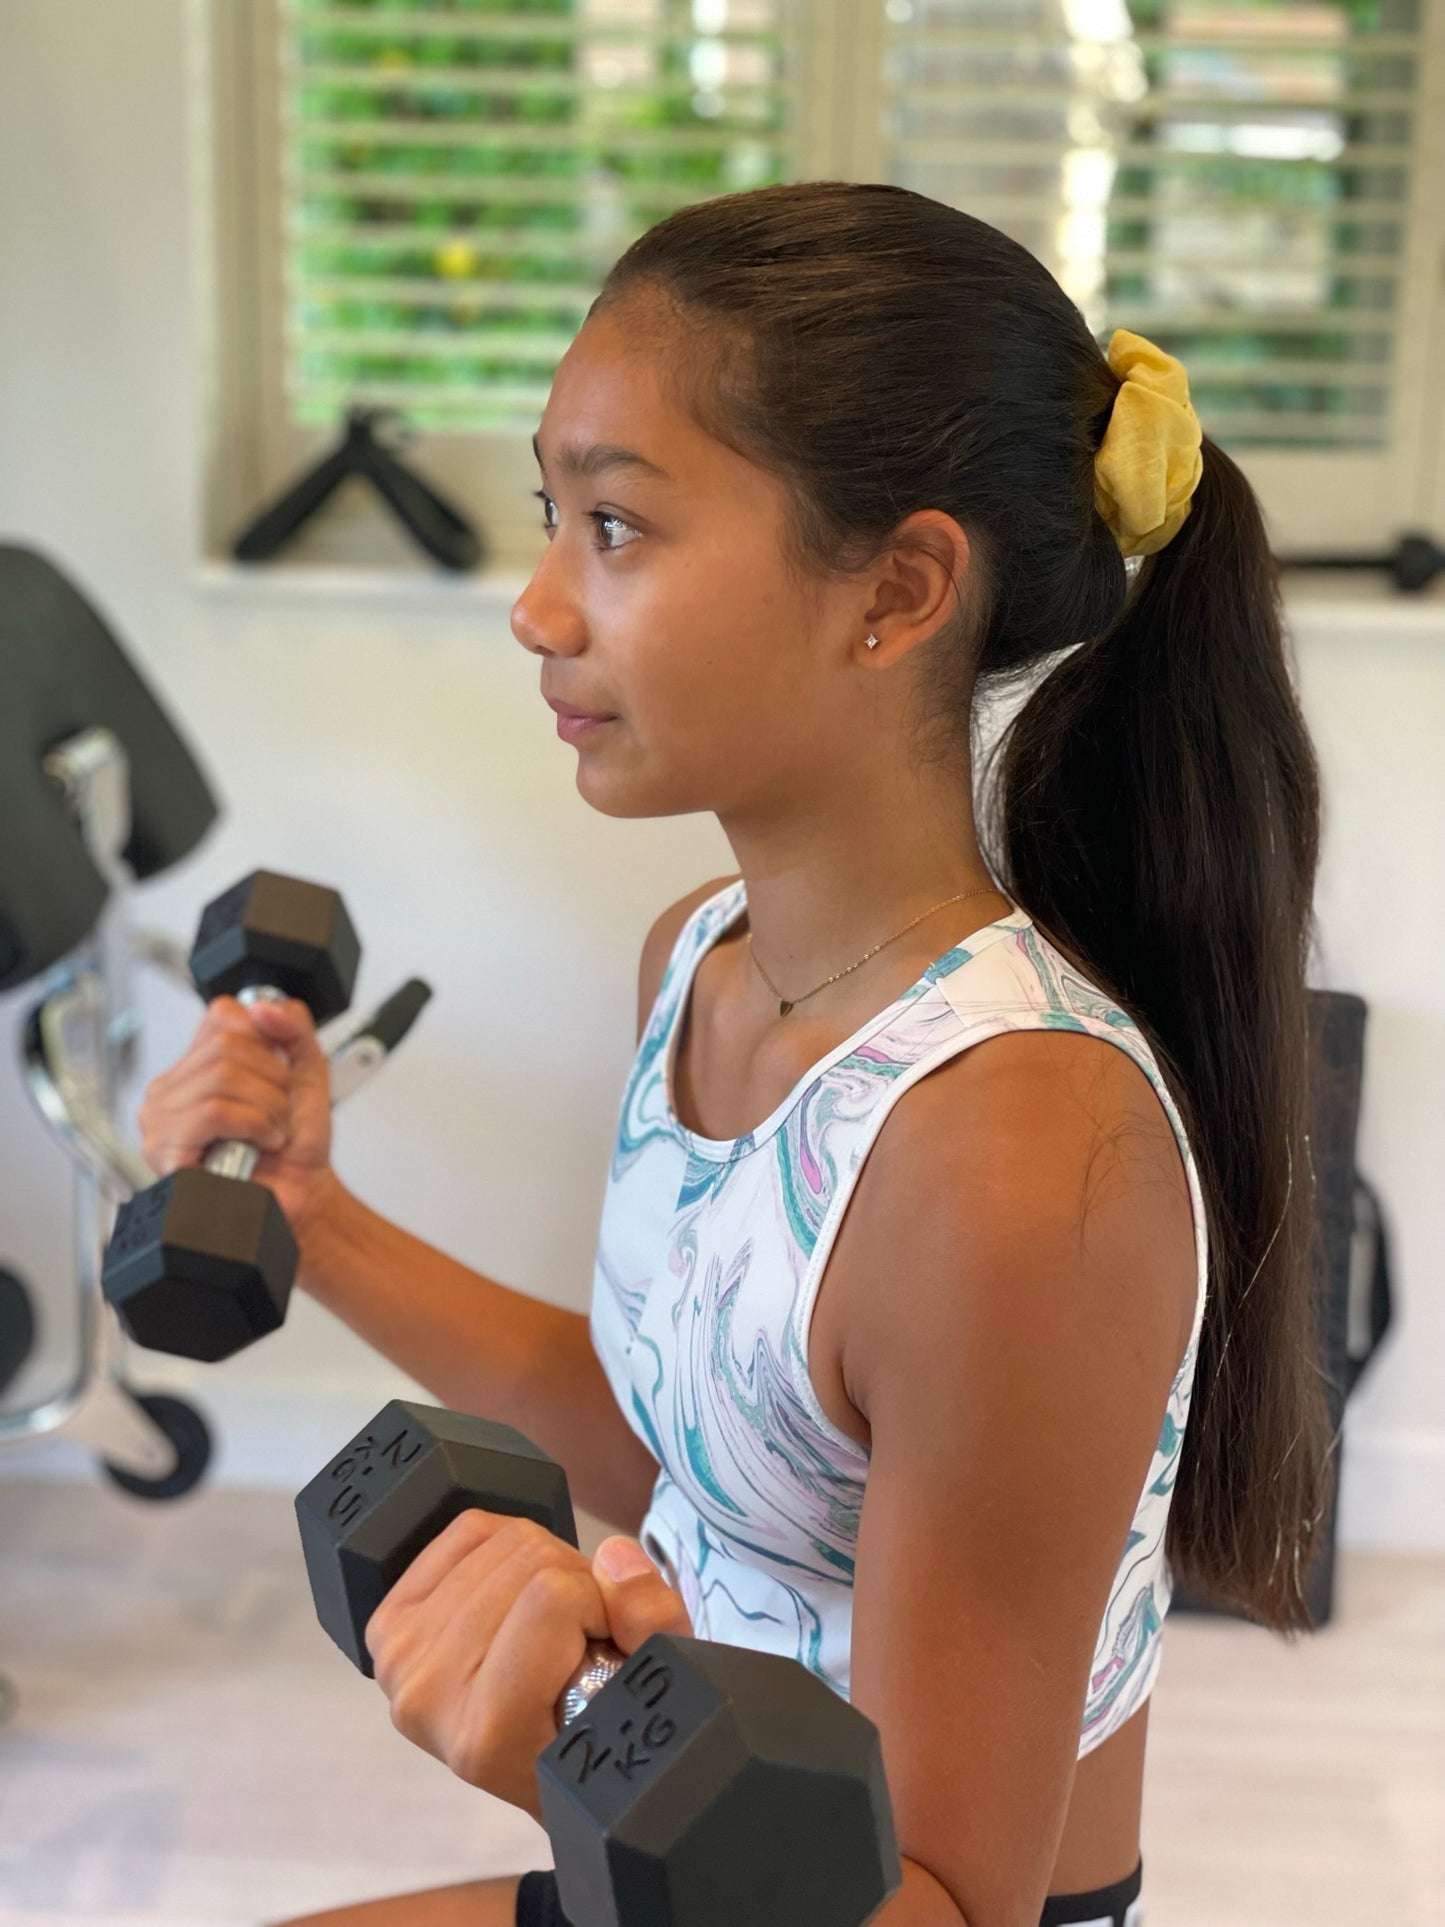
top-left (0, 544), bottom-right (219, 990)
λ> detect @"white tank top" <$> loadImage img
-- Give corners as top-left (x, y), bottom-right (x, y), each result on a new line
top-left (590, 880), bottom-right (1209, 1758)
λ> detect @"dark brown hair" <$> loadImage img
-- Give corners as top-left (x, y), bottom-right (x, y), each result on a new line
top-left (597, 179), bottom-right (1330, 1631)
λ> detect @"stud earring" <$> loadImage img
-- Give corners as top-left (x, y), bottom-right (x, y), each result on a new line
top-left (865, 634), bottom-right (879, 650)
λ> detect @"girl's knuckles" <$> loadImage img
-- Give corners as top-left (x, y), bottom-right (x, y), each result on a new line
top-left (520, 1563), bottom-right (586, 1617)
top-left (367, 1642), bottom-right (396, 1695)
top-left (387, 1685), bottom-right (422, 1743)
top-left (455, 1507), bottom-right (504, 1547)
top-left (366, 1616), bottom-right (410, 1684)
top-left (387, 1663), bottom-right (443, 1742)
top-left (448, 1716), bottom-right (504, 1787)
top-left (493, 1514), bottom-right (551, 1557)
top-left (366, 1527), bottom-right (598, 1785)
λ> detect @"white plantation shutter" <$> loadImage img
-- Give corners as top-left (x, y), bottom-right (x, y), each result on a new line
top-left (867, 0), bottom-right (1445, 549)
top-left (207, 0), bottom-right (1445, 565)
top-left (280, 0), bottom-right (800, 433)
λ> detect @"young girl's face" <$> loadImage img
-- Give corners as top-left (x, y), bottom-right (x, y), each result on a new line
top-left (511, 293), bottom-right (875, 823)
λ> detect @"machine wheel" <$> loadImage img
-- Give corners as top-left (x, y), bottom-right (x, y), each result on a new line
top-left (102, 1391), bottom-right (213, 1501)
top-left (0, 1267), bottom-right (37, 1398)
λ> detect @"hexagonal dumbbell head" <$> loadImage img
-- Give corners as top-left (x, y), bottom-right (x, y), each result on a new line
top-left (296, 1400), bottom-right (578, 1678)
top-left (190, 870), bottom-right (360, 1022)
top-left (538, 1634), bottom-right (901, 1927)
top-left (102, 1165), bottom-right (297, 1362)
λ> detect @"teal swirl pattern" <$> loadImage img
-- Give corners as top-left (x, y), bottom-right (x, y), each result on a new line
top-left (591, 881), bottom-right (1209, 1755)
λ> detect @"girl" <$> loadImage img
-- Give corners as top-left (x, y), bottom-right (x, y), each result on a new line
top-left (143, 183), bottom-right (1329, 1927)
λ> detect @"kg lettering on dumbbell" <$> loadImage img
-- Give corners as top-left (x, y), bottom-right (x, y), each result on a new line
top-left (102, 870), bottom-right (359, 1362)
top-left (296, 1401), bottom-right (902, 1927)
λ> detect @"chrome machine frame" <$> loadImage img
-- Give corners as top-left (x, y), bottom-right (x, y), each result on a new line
top-left (0, 725), bottom-right (423, 1488)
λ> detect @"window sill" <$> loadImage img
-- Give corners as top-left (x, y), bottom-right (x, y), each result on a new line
top-left (193, 559), bottom-right (1445, 632)
top-left (193, 558), bottom-right (532, 615)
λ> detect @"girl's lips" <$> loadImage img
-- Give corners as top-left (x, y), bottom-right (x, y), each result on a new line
top-left (556, 713), bottom-right (616, 743)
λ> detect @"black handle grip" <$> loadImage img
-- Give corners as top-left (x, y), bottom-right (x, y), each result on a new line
top-left (354, 976), bottom-right (432, 1054)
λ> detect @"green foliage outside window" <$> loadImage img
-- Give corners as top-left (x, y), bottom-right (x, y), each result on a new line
top-left (283, 0), bottom-right (1423, 447)
top-left (285, 0), bottom-right (792, 429)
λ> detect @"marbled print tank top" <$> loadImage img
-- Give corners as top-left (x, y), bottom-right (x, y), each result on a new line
top-left (590, 880), bottom-right (1209, 1758)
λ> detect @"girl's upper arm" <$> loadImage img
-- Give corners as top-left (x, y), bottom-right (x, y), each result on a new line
top-left (842, 1029), bottom-right (1196, 1927)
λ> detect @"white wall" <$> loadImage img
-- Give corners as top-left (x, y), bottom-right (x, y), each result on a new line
top-left (1, 0), bottom-right (1442, 1550)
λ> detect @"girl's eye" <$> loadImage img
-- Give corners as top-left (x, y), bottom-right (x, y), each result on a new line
top-left (532, 490), bottom-right (641, 554)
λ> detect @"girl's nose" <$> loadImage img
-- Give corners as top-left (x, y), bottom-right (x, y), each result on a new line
top-left (511, 554), bottom-right (586, 660)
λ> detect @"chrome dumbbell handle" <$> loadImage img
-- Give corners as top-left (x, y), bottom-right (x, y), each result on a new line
top-left (203, 985), bottom-right (288, 1181)
top-left (554, 1537), bottom-right (681, 1725)
top-left (556, 1640), bottom-right (627, 1728)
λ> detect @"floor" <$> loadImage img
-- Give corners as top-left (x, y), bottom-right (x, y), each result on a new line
top-left (0, 1478), bottom-right (1440, 1927)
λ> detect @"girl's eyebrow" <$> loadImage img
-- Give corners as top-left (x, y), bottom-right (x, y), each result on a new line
top-left (532, 433), bottom-right (670, 481)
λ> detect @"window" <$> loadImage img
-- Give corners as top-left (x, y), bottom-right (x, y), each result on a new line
top-left (873, 0), bottom-right (1445, 552)
top-left (283, 0), bottom-right (798, 434)
top-left (199, 0), bottom-right (1445, 570)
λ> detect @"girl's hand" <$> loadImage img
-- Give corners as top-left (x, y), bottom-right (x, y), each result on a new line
top-left (364, 1513), bottom-right (694, 1822)
top-left (138, 995), bottom-right (337, 1237)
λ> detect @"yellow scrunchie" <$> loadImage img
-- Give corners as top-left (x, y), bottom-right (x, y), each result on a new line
top-left (1092, 328), bottom-right (1204, 559)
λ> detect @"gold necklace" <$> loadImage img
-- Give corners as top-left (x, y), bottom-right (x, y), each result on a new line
top-left (747, 885), bottom-right (1006, 1018)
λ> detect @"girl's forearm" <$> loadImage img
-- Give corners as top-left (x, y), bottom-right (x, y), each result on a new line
top-left (294, 1172), bottom-right (660, 1532)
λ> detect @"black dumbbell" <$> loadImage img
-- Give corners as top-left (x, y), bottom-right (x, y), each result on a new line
top-left (102, 870), bottom-right (359, 1363)
top-left (297, 1402), bottom-right (902, 1927)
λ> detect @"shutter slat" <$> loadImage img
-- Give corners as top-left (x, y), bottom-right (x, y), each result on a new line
top-left (288, 221), bottom-right (649, 257)
top-left (296, 327), bottom-right (580, 359)
top-left (296, 276), bottom-right (594, 311)
top-left (1105, 250), bottom-right (1403, 276)
top-left (294, 72), bottom-right (1418, 121)
top-left (291, 379), bottom-right (556, 411)
top-left (295, 63), bottom-right (788, 104)
top-left (297, 119), bottom-right (1407, 165)
top-left (886, 137), bottom-right (1415, 166)
top-left (1069, 306), bottom-right (1398, 336)
top-left (294, 182), bottom-right (1413, 223)
top-left (286, 381), bottom-right (1394, 440)
top-left (1181, 414), bottom-right (1390, 442)
top-left (287, 6), bottom-right (781, 49)
top-left (289, 228), bottom-right (1409, 275)
top-left (288, 7), bottom-right (1418, 59)
top-left (882, 87), bottom-right (1417, 114)
top-left (887, 29), bottom-right (1420, 57)
top-left (300, 338), bottom-right (1397, 388)
top-left (293, 168), bottom-right (723, 208)
top-left (1175, 359), bottom-right (1394, 384)
top-left (915, 192), bottom-right (1410, 222)
top-left (292, 118), bottom-right (789, 154)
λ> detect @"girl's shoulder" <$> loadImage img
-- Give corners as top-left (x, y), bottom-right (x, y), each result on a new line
top-left (634, 874), bottom-right (741, 1043)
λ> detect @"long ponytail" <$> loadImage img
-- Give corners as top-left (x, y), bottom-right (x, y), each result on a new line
top-left (987, 435), bottom-right (1329, 1628)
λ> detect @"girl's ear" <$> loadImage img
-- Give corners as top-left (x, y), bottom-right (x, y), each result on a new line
top-left (867, 508), bottom-right (978, 666)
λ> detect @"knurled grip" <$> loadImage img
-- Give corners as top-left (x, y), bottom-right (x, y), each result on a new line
top-left (556, 1640), bottom-right (626, 1729)
top-left (203, 984), bottom-right (288, 1180)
